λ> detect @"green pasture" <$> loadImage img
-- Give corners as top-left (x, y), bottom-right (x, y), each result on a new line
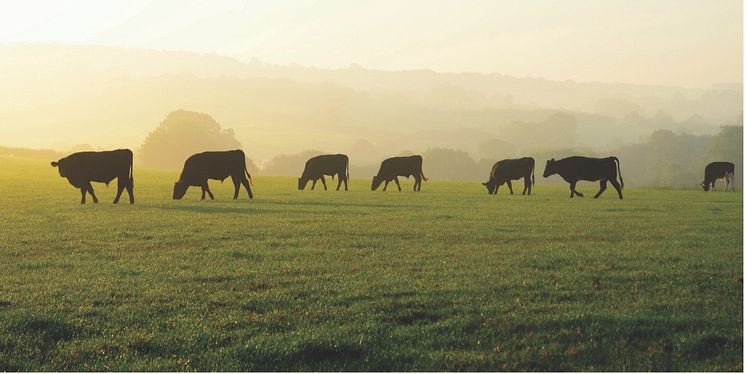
top-left (0, 157), bottom-right (742, 371)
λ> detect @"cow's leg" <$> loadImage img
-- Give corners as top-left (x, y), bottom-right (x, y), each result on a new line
top-left (521, 179), bottom-right (527, 195)
top-left (393, 177), bottom-right (402, 191)
top-left (204, 183), bottom-right (215, 200)
top-left (201, 186), bottom-right (206, 200)
top-left (320, 176), bottom-right (328, 191)
top-left (113, 177), bottom-right (125, 204)
top-left (344, 176), bottom-right (348, 191)
top-left (569, 181), bottom-right (583, 198)
top-left (336, 174), bottom-right (343, 191)
top-left (609, 179), bottom-right (623, 199)
top-left (594, 179), bottom-right (608, 198)
top-left (311, 179), bottom-right (317, 190)
top-left (84, 182), bottom-right (99, 203)
top-left (383, 180), bottom-right (389, 191)
top-left (232, 176), bottom-right (240, 199)
top-left (240, 176), bottom-right (253, 199)
top-left (125, 177), bottom-right (134, 204)
top-left (506, 180), bottom-right (514, 195)
top-left (413, 177), bottom-right (420, 191)
top-left (80, 187), bottom-right (87, 204)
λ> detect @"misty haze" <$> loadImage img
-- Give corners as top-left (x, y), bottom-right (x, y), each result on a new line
top-left (0, 43), bottom-right (741, 187)
top-left (0, 1), bottom-right (742, 372)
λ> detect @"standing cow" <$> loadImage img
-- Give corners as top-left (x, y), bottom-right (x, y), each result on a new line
top-left (482, 157), bottom-right (535, 195)
top-left (701, 161), bottom-right (735, 192)
top-left (298, 154), bottom-right (350, 191)
top-left (543, 156), bottom-right (624, 199)
top-left (173, 150), bottom-right (253, 200)
top-left (371, 155), bottom-right (428, 191)
top-left (51, 149), bottom-right (134, 204)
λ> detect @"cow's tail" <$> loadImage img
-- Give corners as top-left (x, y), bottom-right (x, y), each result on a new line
top-left (346, 159), bottom-right (350, 181)
top-left (129, 151), bottom-right (134, 188)
top-left (421, 170), bottom-right (429, 182)
top-left (612, 156), bottom-right (624, 189)
top-left (532, 161), bottom-right (535, 186)
top-left (245, 164), bottom-right (253, 186)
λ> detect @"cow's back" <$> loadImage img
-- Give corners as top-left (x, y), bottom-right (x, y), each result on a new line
top-left (492, 157), bottom-right (533, 180)
top-left (65, 149), bottom-right (132, 183)
top-left (706, 161), bottom-right (735, 176)
top-left (181, 150), bottom-right (245, 182)
top-left (556, 156), bottom-right (616, 180)
top-left (379, 155), bottom-right (422, 177)
top-left (305, 154), bottom-right (348, 175)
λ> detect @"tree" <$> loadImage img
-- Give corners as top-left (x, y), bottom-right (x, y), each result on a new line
top-left (421, 148), bottom-right (480, 181)
top-left (262, 150), bottom-right (324, 176)
top-left (139, 110), bottom-right (244, 170)
top-left (710, 126), bottom-right (743, 165)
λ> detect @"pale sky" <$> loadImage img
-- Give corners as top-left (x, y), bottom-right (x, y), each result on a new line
top-left (0, 0), bottom-right (741, 88)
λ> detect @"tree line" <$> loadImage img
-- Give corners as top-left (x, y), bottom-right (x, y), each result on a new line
top-left (1, 109), bottom-right (740, 188)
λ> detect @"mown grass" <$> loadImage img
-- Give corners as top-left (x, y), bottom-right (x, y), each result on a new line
top-left (0, 156), bottom-right (742, 371)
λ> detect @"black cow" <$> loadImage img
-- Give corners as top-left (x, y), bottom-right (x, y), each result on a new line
top-left (298, 154), bottom-right (350, 191)
top-left (701, 161), bottom-right (735, 192)
top-left (543, 156), bottom-right (624, 199)
top-left (482, 157), bottom-right (535, 195)
top-left (173, 150), bottom-right (253, 200)
top-left (371, 155), bottom-right (428, 191)
top-left (50, 149), bottom-right (134, 204)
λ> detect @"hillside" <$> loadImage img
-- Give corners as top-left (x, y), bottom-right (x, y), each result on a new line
top-left (0, 43), bottom-right (740, 161)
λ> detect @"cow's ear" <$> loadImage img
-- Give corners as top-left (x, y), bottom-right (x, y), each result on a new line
top-left (481, 182), bottom-right (488, 186)
top-left (51, 161), bottom-right (58, 167)
top-left (550, 158), bottom-right (555, 162)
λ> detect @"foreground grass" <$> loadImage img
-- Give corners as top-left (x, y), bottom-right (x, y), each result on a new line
top-left (0, 157), bottom-right (742, 371)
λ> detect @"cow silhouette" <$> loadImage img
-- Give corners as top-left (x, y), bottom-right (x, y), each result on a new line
top-left (701, 161), bottom-right (735, 191)
top-left (173, 150), bottom-right (253, 200)
top-left (482, 157), bottom-right (535, 195)
top-left (372, 155), bottom-right (428, 191)
top-left (51, 149), bottom-right (134, 204)
top-left (298, 154), bottom-right (349, 191)
top-left (543, 156), bottom-right (624, 199)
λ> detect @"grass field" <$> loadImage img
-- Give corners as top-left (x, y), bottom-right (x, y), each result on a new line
top-left (0, 156), bottom-right (742, 371)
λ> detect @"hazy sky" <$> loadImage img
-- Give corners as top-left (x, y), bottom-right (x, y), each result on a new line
top-left (0, 0), bottom-right (742, 88)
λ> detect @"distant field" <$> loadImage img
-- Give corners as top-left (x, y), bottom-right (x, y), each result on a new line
top-left (0, 157), bottom-right (742, 371)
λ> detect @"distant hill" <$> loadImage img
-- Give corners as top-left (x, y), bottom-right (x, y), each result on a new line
top-left (0, 43), bottom-right (740, 162)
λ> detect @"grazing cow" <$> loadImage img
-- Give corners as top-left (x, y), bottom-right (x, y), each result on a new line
top-left (371, 155), bottom-right (428, 191)
top-left (482, 157), bottom-right (535, 195)
top-left (701, 162), bottom-right (735, 192)
top-left (50, 149), bottom-right (134, 204)
top-left (543, 156), bottom-right (624, 199)
top-left (298, 154), bottom-right (350, 191)
top-left (173, 150), bottom-right (253, 200)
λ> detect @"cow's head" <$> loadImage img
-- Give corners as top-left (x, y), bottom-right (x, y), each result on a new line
top-left (50, 159), bottom-right (67, 177)
top-left (173, 180), bottom-right (188, 200)
top-left (543, 159), bottom-right (556, 178)
top-left (371, 176), bottom-right (383, 191)
top-left (482, 182), bottom-right (497, 194)
top-left (298, 177), bottom-right (310, 190)
top-left (701, 181), bottom-right (710, 191)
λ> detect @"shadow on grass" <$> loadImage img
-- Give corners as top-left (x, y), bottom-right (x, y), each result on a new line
top-left (5, 313), bottom-right (78, 343)
top-left (268, 199), bottom-right (420, 209)
top-left (150, 204), bottom-right (312, 215)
